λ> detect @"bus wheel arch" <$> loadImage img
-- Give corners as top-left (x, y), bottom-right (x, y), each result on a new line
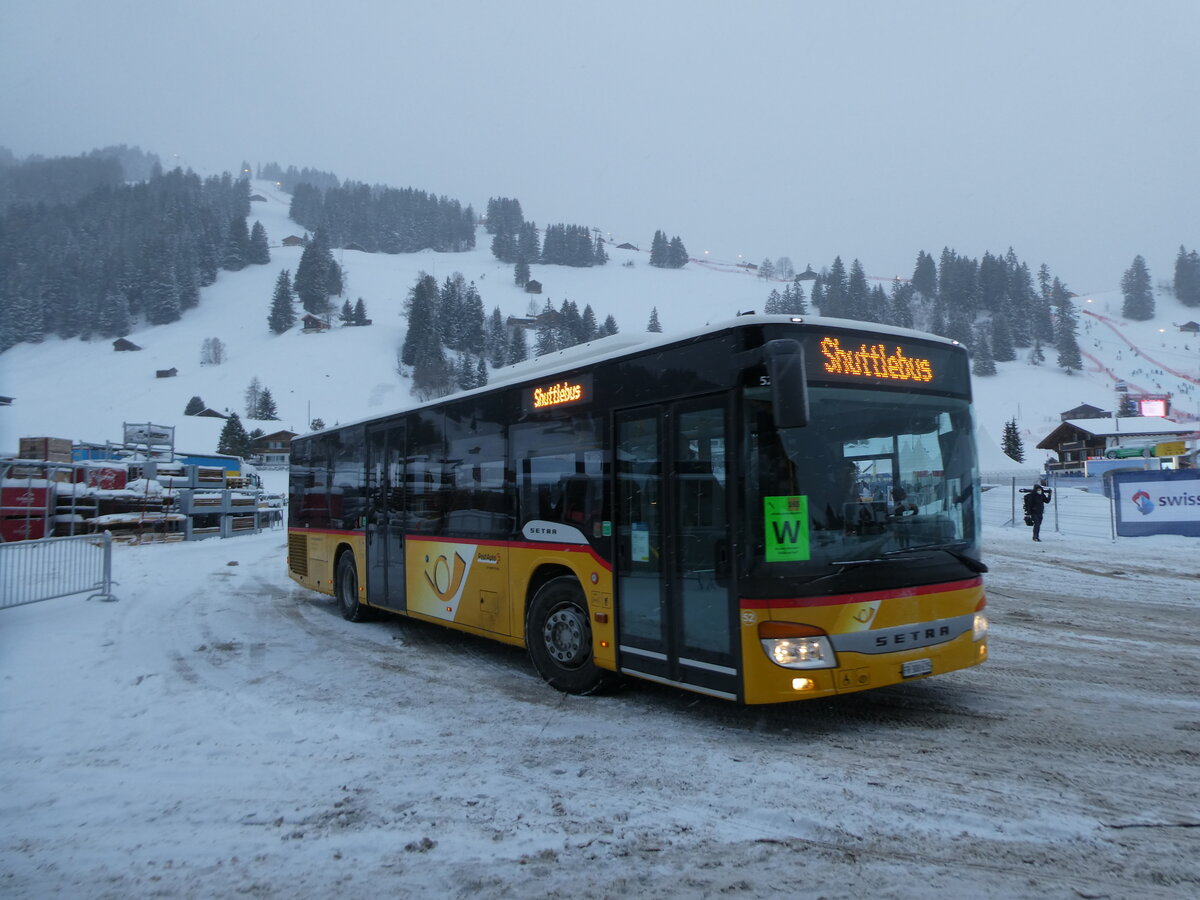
top-left (525, 572), bottom-right (614, 695)
top-left (334, 546), bottom-right (369, 622)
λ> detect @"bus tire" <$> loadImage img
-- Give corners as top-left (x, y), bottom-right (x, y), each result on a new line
top-left (526, 576), bottom-right (613, 695)
top-left (335, 551), bottom-right (368, 622)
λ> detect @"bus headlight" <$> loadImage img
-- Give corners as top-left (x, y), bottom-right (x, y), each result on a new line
top-left (759, 622), bottom-right (835, 669)
top-left (973, 612), bottom-right (989, 641)
top-left (973, 598), bottom-right (989, 641)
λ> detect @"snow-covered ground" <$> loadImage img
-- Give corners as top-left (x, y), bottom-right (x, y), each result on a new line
top-left (2, 486), bottom-right (1197, 898)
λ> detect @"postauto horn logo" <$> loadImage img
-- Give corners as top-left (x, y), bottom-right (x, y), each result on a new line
top-left (1131, 490), bottom-right (1155, 516)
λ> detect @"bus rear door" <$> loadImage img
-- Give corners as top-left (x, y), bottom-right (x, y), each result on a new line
top-left (367, 422), bottom-right (406, 611)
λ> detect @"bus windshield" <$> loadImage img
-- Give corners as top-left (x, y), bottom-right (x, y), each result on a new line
top-left (743, 383), bottom-right (981, 595)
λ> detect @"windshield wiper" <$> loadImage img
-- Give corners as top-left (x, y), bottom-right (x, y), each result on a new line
top-left (884, 543), bottom-right (988, 573)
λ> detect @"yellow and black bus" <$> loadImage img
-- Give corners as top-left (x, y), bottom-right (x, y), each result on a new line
top-left (287, 315), bottom-right (988, 704)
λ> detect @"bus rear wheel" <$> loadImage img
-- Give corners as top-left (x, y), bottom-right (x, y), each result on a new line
top-left (526, 575), bottom-right (613, 695)
top-left (335, 551), bottom-right (368, 622)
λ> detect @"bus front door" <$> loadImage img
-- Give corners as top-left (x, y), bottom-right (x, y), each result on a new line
top-left (615, 400), bottom-right (738, 700)
top-left (367, 423), bottom-right (406, 611)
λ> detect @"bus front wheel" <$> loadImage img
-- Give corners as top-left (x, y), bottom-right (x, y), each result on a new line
top-left (527, 576), bottom-right (613, 695)
top-left (335, 551), bottom-right (368, 622)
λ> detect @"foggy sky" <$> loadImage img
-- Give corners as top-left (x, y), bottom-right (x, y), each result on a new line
top-left (2, 0), bottom-right (1196, 291)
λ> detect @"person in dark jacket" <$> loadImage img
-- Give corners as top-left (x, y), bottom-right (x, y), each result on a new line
top-left (1022, 481), bottom-right (1052, 541)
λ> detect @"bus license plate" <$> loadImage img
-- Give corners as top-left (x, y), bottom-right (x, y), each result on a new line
top-left (902, 658), bottom-right (932, 678)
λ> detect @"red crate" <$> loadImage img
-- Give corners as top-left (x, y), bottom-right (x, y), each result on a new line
top-left (1, 517), bottom-right (48, 541)
top-left (87, 467), bottom-right (127, 490)
top-left (1, 485), bottom-right (51, 511)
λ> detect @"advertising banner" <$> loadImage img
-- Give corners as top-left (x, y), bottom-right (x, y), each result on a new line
top-left (1111, 469), bottom-right (1200, 537)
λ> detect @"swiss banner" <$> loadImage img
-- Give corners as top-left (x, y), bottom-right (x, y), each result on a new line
top-left (1111, 469), bottom-right (1200, 538)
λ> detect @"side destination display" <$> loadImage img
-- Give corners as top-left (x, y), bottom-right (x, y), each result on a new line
top-left (524, 373), bottom-right (592, 413)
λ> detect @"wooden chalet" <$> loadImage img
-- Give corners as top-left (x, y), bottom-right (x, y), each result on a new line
top-left (1178, 321), bottom-right (1200, 334)
top-left (301, 314), bottom-right (330, 332)
top-left (1037, 416), bottom-right (1194, 473)
top-left (113, 338), bottom-right (142, 351)
top-left (156, 368), bottom-right (178, 378)
top-left (525, 279), bottom-right (543, 294)
top-left (194, 408), bottom-right (228, 419)
top-left (281, 235), bottom-right (307, 247)
top-left (250, 430), bottom-right (297, 467)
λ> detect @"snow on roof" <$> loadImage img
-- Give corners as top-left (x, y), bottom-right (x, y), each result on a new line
top-left (1061, 416), bottom-right (1193, 437)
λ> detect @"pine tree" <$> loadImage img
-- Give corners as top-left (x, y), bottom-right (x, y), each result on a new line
top-left (535, 300), bottom-right (559, 356)
top-left (514, 257), bottom-right (530, 287)
top-left (1174, 245), bottom-right (1200, 307)
top-left (143, 241), bottom-right (181, 325)
top-left (1117, 392), bottom-right (1139, 417)
top-left (1053, 281), bottom-right (1083, 373)
top-left (601, 314), bottom-right (619, 336)
top-left (990, 307), bottom-right (1017, 362)
top-left (971, 326), bottom-right (997, 376)
top-left (911, 250), bottom-right (937, 298)
top-left (257, 387), bottom-right (278, 420)
top-left (788, 277), bottom-right (809, 315)
top-left (1007, 256), bottom-right (1035, 347)
top-left (267, 269), bottom-right (295, 334)
top-left (486, 307), bottom-right (508, 368)
top-left (223, 216), bottom-right (250, 271)
top-left (1120, 255), bottom-right (1155, 320)
top-left (438, 274), bottom-right (465, 349)
top-left (218, 413), bottom-right (252, 458)
top-left (667, 236), bottom-right (688, 268)
top-left (1001, 419), bottom-right (1025, 462)
top-left (401, 273), bottom-right (440, 367)
top-left (649, 230), bottom-right (669, 267)
top-left (184, 395), bottom-right (205, 416)
top-left (339, 299), bottom-right (354, 324)
top-left (847, 260), bottom-right (869, 321)
top-left (353, 297), bottom-right (368, 326)
top-left (759, 258), bottom-right (776, 280)
top-left (559, 299), bottom-right (584, 347)
top-left (823, 257), bottom-right (848, 317)
top-left (647, 307), bottom-right (662, 332)
top-left (889, 282), bottom-right (913, 328)
top-left (518, 222), bottom-right (540, 263)
top-left (97, 288), bottom-right (131, 337)
top-left (580, 304), bottom-right (598, 342)
top-left (293, 231), bottom-right (339, 314)
top-left (456, 354), bottom-right (475, 391)
top-left (507, 323), bottom-right (528, 363)
top-left (460, 282), bottom-right (485, 354)
top-left (248, 220), bottom-right (270, 265)
top-left (475, 355), bottom-right (488, 388)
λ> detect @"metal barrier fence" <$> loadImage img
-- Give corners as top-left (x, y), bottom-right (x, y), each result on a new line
top-left (0, 531), bottom-right (117, 610)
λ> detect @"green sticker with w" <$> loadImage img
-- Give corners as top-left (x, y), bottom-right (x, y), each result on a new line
top-left (764, 495), bottom-right (810, 562)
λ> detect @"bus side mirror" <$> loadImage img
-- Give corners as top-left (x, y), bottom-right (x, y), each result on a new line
top-left (764, 339), bottom-right (809, 429)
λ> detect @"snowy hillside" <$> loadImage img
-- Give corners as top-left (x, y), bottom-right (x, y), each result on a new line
top-left (1, 180), bottom-right (1198, 461)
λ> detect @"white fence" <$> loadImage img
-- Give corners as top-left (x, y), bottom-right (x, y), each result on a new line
top-left (0, 532), bottom-right (117, 610)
